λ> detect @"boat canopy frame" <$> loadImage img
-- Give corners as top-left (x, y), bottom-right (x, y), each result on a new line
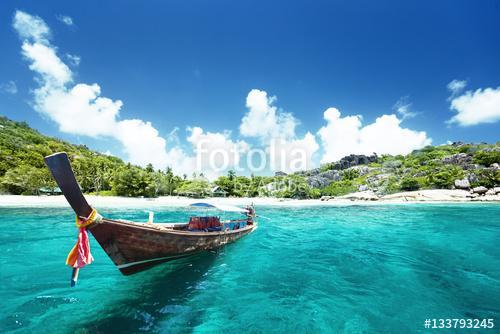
top-left (189, 202), bottom-right (249, 214)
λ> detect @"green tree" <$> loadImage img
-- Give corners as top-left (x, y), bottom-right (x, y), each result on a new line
top-left (233, 176), bottom-right (251, 197)
top-left (1, 165), bottom-right (54, 195)
top-left (175, 179), bottom-right (211, 197)
top-left (276, 175), bottom-right (318, 199)
top-left (321, 180), bottom-right (357, 196)
top-left (342, 168), bottom-right (360, 180)
top-left (158, 167), bottom-right (177, 195)
top-left (472, 169), bottom-right (500, 188)
top-left (145, 163), bottom-right (155, 173)
top-left (400, 177), bottom-right (420, 191)
top-left (112, 165), bottom-right (156, 197)
top-left (214, 176), bottom-right (233, 196)
top-left (427, 165), bottom-right (464, 189)
top-left (473, 149), bottom-right (500, 166)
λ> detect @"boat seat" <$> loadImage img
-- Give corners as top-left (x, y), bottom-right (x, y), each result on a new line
top-left (188, 216), bottom-right (221, 231)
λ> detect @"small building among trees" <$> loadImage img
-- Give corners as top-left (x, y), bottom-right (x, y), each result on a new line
top-left (38, 187), bottom-right (62, 195)
top-left (210, 186), bottom-right (227, 197)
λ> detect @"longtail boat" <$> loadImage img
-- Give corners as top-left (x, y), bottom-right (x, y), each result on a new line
top-left (44, 152), bottom-right (257, 285)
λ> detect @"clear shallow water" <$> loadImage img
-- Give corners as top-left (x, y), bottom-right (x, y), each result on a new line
top-left (0, 204), bottom-right (499, 333)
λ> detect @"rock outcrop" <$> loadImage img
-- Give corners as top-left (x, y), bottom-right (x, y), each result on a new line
top-left (350, 165), bottom-right (370, 176)
top-left (442, 153), bottom-right (473, 167)
top-left (358, 184), bottom-right (368, 191)
top-left (486, 188), bottom-right (496, 196)
top-left (472, 186), bottom-right (488, 194)
top-left (467, 173), bottom-right (479, 184)
top-left (454, 178), bottom-right (470, 189)
top-left (302, 154), bottom-right (377, 188)
top-left (306, 170), bottom-right (341, 188)
top-left (331, 154), bottom-right (378, 170)
top-left (291, 143), bottom-right (498, 202)
top-left (338, 190), bottom-right (379, 201)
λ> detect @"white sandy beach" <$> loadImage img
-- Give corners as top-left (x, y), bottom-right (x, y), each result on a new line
top-left (0, 189), bottom-right (498, 209)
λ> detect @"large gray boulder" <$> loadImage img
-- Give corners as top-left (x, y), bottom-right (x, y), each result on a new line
top-left (309, 168), bottom-right (321, 176)
top-left (322, 169), bottom-right (341, 180)
top-left (339, 190), bottom-right (379, 201)
top-left (303, 153), bottom-right (377, 188)
top-left (350, 165), bottom-right (371, 176)
top-left (486, 188), bottom-right (496, 196)
top-left (366, 173), bottom-right (391, 184)
top-left (330, 154), bottom-right (377, 170)
top-left (306, 169), bottom-right (341, 188)
top-left (488, 187), bottom-right (500, 194)
top-left (454, 178), bottom-right (470, 189)
top-left (442, 153), bottom-right (473, 169)
top-left (442, 153), bottom-right (474, 168)
top-left (468, 173), bottom-right (479, 184)
top-left (472, 186), bottom-right (488, 194)
top-left (295, 167), bottom-right (320, 177)
top-left (358, 184), bottom-right (368, 191)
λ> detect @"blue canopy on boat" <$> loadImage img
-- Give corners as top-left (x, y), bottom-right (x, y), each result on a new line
top-left (190, 202), bottom-right (248, 213)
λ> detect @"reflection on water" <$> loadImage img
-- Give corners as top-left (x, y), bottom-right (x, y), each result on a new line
top-left (75, 252), bottom-right (219, 333)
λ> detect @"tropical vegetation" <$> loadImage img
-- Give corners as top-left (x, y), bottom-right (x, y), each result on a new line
top-left (0, 116), bottom-right (498, 199)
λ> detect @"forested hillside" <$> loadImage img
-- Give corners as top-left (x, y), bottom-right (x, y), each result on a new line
top-left (0, 116), bottom-right (182, 196)
top-left (299, 143), bottom-right (499, 197)
top-left (0, 115), bottom-right (498, 198)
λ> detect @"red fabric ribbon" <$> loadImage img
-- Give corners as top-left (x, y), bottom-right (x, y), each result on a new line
top-left (66, 210), bottom-right (99, 269)
top-left (66, 227), bottom-right (94, 268)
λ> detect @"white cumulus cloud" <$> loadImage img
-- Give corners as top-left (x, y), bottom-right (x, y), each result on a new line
top-left (393, 96), bottom-right (417, 120)
top-left (240, 89), bottom-right (319, 173)
top-left (447, 79), bottom-right (467, 97)
top-left (22, 42), bottom-right (72, 86)
top-left (269, 133), bottom-right (319, 173)
top-left (448, 87), bottom-right (500, 126)
top-left (240, 89), bottom-right (297, 140)
top-left (66, 53), bottom-right (81, 66)
top-left (13, 10), bottom-right (194, 174)
top-left (57, 15), bottom-right (74, 26)
top-left (13, 11), bottom-right (50, 42)
top-left (318, 107), bottom-right (431, 163)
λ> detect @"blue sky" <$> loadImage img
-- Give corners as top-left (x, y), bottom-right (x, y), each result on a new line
top-left (1, 0), bottom-right (499, 177)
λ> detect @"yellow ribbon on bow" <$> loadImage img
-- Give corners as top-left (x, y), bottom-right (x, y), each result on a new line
top-left (75, 208), bottom-right (101, 228)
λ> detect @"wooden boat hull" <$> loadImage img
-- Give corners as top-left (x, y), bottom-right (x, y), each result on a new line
top-left (44, 152), bottom-right (258, 281)
top-left (89, 219), bottom-right (257, 275)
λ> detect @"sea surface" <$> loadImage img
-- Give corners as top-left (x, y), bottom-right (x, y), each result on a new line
top-left (0, 204), bottom-right (499, 333)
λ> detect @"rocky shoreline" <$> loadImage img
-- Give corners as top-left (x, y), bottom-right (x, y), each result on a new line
top-left (324, 188), bottom-right (500, 202)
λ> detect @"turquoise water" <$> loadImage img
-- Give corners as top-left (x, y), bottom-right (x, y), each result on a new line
top-left (1, 204), bottom-right (499, 333)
